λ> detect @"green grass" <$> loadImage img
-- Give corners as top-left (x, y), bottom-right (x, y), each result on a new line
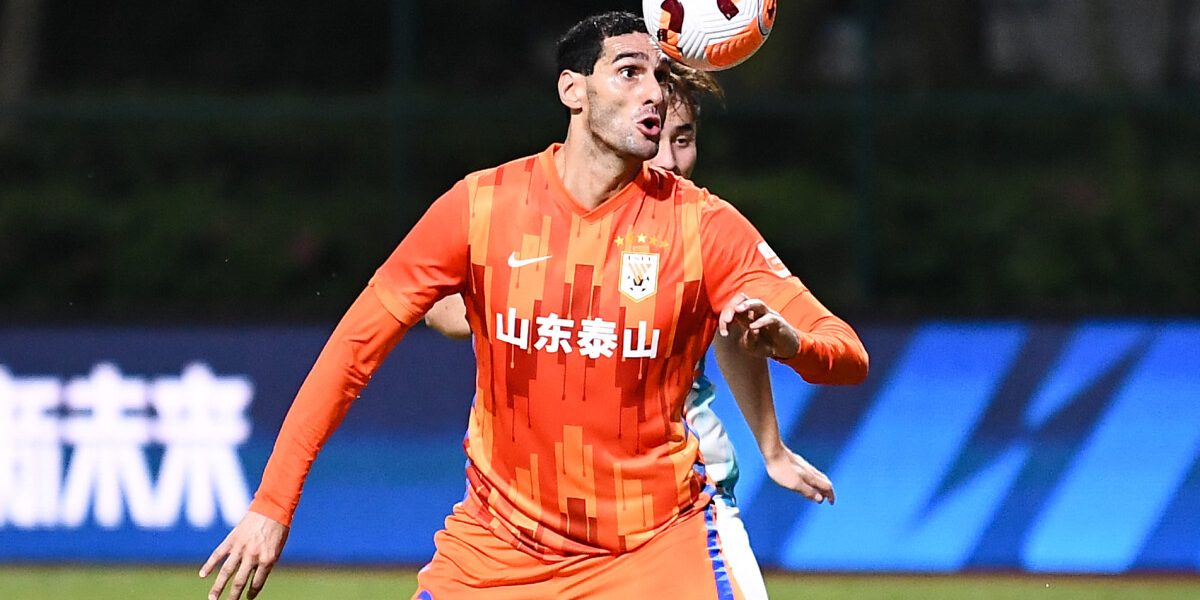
top-left (1, 567), bottom-right (1198, 599)
top-left (766, 573), bottom-right (1200, 600)
top-left (2, 566), bottom-right (414, 600)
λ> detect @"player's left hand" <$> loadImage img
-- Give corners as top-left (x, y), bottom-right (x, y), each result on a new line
top-left (718, 293), bottom-right (800, 359)
top-left (763, 445), bottom-right (836, 505)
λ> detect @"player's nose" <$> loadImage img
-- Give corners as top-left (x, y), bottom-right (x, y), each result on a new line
top-left (646, 78), bottom-right (665, 106)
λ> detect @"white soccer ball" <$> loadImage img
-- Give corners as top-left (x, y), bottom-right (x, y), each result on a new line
top-left (642, 0), bottom-right (777, 71)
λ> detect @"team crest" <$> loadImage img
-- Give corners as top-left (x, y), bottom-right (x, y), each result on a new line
top-left (620, 252), bottom-right (659, 302)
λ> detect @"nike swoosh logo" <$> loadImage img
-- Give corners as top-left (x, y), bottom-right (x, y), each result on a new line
top-left (507, 252), bottom-right (552, 268)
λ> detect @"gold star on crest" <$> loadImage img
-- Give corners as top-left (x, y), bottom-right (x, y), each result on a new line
top-left (636, 233), bottom-right (648, 243)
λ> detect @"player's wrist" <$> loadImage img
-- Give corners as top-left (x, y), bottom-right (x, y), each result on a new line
top-left (768, 328), bottom-right (806, 360)
top-left (768, 332), bottom-right (801, 360)
top-left (760, 441), bottom-right (788, 463)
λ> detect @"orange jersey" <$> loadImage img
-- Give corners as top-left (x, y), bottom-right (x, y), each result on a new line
top-left (249, 144), bottom-right (867, 557)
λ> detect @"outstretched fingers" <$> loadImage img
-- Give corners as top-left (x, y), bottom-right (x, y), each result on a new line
top-left (201, 511), bottom-right (288, 600)
top-left (228, 554), bottom-right (257, 600)
top-left (199, 537), bottom-right (230, 579)
top-left (248, 560), bottom-right (275, 600)
top-left (209, 551), bottom-right (242, 600)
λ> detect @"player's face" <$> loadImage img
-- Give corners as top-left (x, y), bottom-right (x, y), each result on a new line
top-left (584, 33), bottom-right (670, 161)
top-left (650, 100), bottom-right (698, 178)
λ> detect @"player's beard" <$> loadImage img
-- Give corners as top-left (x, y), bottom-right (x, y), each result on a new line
top-left (586, 88), bottom-right (659, 161)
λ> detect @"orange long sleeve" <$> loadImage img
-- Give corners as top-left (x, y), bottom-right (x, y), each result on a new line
top-left (248, 285), bottom-right (409, 525)
top-left (697, 193), bottom-right (868, 387)
top-left (775, 290), bottom-right (869, 385)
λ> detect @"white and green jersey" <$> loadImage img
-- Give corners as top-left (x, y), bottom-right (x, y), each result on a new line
top-left (685, 355), bottom-right (740, 499)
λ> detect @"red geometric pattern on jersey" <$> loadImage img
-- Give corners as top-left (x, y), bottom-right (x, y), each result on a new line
top-left (247, 142), bottom-right (865, 554)
top-left (370, 144), bottom-right (830, 556)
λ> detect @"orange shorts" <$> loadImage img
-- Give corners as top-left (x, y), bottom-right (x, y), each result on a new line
top-left (411, 502), bottom-right (744, 600)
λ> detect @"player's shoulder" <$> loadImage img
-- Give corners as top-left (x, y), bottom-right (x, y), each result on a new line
top-left (461, 152), bottom-right (541, 194)
top-left (646, 166), bottom-right (732, 215)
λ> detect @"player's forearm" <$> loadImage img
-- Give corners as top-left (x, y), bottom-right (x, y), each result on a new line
top-left (249, 287), bottom-right (409, 525)
top-left (775, 293), bottom-right (869, 385)
top-left (713, 335), bottom-right (786, 459)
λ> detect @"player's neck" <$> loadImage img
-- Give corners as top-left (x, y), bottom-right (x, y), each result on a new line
top-left (556, 132), bottom-right (642, 212)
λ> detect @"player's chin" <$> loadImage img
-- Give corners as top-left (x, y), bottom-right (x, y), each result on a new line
top-left (625, 137), bottom-right (659, 160)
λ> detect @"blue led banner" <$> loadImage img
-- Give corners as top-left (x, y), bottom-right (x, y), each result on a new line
top-left (0, 327), bottom-right (475, 563)
top-left (1, 322), bottom-right (1198, 572)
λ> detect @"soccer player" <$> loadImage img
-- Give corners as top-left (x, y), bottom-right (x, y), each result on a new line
top-left (200, 11), bottom-right (867, 600)
top-left (422, 62), bottom-right (836, 600)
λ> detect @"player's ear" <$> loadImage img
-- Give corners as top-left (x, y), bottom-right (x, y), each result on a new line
top-left (558, 70), bottom-right (585, 113)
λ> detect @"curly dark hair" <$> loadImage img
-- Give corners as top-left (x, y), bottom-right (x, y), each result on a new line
top-left (555, 11), bottom-right (647, 75)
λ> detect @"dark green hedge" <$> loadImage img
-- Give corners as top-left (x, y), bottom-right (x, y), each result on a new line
top-left (3, 97), bottom-right (1198, 322)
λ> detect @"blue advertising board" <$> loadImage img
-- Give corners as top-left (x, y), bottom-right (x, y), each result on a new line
top-left (1, 322), bottom-right (1198, 572)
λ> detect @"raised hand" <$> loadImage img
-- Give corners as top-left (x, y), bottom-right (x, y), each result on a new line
top-left (718, 293), bottom-right (800, 360)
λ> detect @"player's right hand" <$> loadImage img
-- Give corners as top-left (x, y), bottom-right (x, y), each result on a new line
top-left (200, 510), bottom-right (290, 600)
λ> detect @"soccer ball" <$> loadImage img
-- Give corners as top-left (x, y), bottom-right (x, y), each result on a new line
top-left (642, 0), bottom-right (777, 71)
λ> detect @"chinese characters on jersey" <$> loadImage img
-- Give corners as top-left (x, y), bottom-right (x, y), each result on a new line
top-left (495, 310), bottom-right (660, 359)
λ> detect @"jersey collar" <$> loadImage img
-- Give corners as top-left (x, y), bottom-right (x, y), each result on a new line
top-left (538, 143), bottom-right (654, 221)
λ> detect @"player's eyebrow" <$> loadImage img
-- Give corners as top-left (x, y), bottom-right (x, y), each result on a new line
top-left (610, 51), bottom-right (651, 64)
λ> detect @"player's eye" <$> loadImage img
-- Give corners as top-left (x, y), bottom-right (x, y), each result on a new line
top-left (619, 66), bottom-right (637, 79)
top-left (674, 136), bottom-right (694, 147)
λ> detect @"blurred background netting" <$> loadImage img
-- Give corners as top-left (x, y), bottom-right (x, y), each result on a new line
top-left (2, 0), bottom-right (1199, 323)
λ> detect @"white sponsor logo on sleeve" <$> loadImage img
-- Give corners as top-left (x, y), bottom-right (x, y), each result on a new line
top-left (757, 241), bottom-right (791, 278)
